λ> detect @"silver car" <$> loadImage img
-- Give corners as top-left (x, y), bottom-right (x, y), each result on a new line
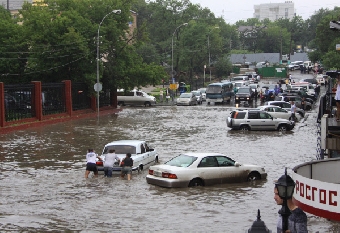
top-left (198, 88), bottom-right (206, 101)
top-left (176, 93), bottom-right (197, 106)
top-left (146, 153), bottom-right (267, 188)
top-left (191, 91), bottom-right (203, 104)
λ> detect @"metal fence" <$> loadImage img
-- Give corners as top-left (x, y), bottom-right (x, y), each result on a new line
top-left (72, 83), bottom-right (91, 111)
top-left (100, 89), bottom-right (112, 107)
top-left (41, 83), bottom-right (66, 116)
top-left (4, 84), bottom-right (35, 122)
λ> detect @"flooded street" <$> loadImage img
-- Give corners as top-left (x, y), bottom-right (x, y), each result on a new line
top-left (1, 83), bottom-right (340, 232)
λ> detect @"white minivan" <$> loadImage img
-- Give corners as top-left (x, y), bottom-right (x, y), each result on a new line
top-left (117, 89), bottom-right (156, 107)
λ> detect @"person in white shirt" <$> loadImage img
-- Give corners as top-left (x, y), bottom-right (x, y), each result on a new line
top-left (104, 149), bottom-right (120, 177)
top-left (85, 149), bottom-right (101, 178)
top-left (290, 101), bottom-right (297, 122)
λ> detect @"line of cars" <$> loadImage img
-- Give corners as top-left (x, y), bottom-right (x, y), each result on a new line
top-left (94, 139), bottom-right (268, 189)
top-left (175, 88), bottom-right (206, 106)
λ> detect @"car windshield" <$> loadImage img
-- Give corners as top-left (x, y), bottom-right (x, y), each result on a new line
top-left (198, 88), bottom-right (206, 93)
top-left (238, 88), bottom-right (250, 93)
top-left (249, 84), bottom-right (257, 89)
top-left (165, 154), bottom-right (198, 168)
top-left (235, 83), bottom-right (243, 87)
top-left (191, 91), bottom-right (200, 96)
top-left (179, 93), bottom-right (192, 98)
top-left (103, 145), bottom-right (136, 155)
top-left (232, 77), bottom-right (244, 81)
top-left (206, 85), bottom-right (222, 93)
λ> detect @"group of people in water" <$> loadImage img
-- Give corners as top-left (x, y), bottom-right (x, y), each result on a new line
top-left (84, 149), bottom-right (133, 180)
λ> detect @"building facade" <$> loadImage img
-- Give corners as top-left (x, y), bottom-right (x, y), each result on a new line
top-left (253, 1), bottom-right (295, 21)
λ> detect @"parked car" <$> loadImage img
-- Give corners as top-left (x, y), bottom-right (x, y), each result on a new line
top-left (288, 62), bottom-right (296, 71)
top-left (176, 93), bottom-right (197, 106)
top-left (230, 76), bottom-right (249, 83)
top-left (197, 88), bottom-right (206, 101)
top-left (245, 72), bottom-right (258, 83)
top-left (257, 105), bottom-right (293, 120)
top-left (146, 152), bottom-right (267, 188)
top-left (315, 74), bottom-right (329, 85)
top-left (282, 89), bottom-right (317, 102)
top-left (264, 101), bottom-right (305, 117)
top-left (277, 95), bottom-right (313, 110)
top-left (256, 61), bottom-right (267, 68)
top-left (226, 109), bottom-right (295, 131)
top-left (96, 140), bottom-right (159, 172)
top-left (235, 87), bottom-right (255, 103)
top-left (234, 81), bottom-right (249, 91)
top-left (117, 89), bottom-right (156, 107)
top-left (249, 84), bottom-right (260, 96)
top-left (301, 78), bottom-right (318, 87)
top-left (191, 91), bottom-right (203, 105)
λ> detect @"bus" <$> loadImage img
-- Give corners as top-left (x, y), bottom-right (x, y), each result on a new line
top-left (206, 82), bottom-right (234, 105)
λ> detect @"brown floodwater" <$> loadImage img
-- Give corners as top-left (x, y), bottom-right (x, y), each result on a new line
top-left (0, 83), bottom-right (339, 232)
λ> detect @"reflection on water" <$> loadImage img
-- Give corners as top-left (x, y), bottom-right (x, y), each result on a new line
top-left (0, 103), bottom-right (338, 232)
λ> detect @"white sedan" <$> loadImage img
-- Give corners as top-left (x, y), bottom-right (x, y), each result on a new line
top-left (96, 140), bottom-right (159, 172)
top-left (146, 153), bottom-right (267, 188)
top-left (257, 105), bottom-right (292, 120)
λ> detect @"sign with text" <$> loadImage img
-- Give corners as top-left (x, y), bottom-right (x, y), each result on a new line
top-left (169, 83), bottom-right (179, 90)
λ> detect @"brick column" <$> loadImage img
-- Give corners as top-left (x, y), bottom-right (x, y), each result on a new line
top-left (0, 82), bottom-right (5, 127)
top-left (32, 81), bottom-right (43, 121)
top-left (62, 80), bottom-right (72, 116)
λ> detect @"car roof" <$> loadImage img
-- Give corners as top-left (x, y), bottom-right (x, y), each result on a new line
top-left (266, 101), bottom-right (288, 104)
top-left (259, 105), bottom-right (281, 108)
top-left (105, 140), bottom-right (146, 147)
top-left (181, 152), bottom-right (226, 158)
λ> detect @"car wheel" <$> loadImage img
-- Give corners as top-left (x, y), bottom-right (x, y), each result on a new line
top-left (247, 172), bottom-right (261, 181)
top-left (240, 125), bottom-right (250, 131)
top-left (278, 125), bottom-right (287, 132)
top-left (188, 178), bottom-right (204, 187)
top-left (207, 102), bottom-right (210, 105)
top-left (306, 106), bottom-right (311, 111)
top-left (118, 101), bottom-right (125, 106)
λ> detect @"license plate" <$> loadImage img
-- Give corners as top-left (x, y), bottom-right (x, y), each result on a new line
top-left (154, 171), bottom-right (162, 177)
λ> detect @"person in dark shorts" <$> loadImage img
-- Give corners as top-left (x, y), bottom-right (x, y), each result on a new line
top-left (85, 149), bottom-right (101, 178)
top-left (121, 153), bottom-right (133, 180)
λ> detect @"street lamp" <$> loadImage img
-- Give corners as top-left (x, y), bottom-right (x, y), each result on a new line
top-left (171, 23), bottom-right (188, 84)
top-left (275, 168), bottom-right (296, 232)
top-left (96, 9), bottom-right (121, 119)
top-left (208, 26), bottom-right (219, 82)
top-left (248, 209), bottom-right (272, 233)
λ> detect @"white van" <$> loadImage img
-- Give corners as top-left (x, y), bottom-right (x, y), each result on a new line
top-left (117, 89), bottom-right (156, 107)
top-left (303, 61), bottom-right (313, 70)
top-left (230, 76), bottom-right (249, 83)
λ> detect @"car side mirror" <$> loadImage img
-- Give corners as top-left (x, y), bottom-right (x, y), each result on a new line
top-left (235, 162), bottom-right (240, 167)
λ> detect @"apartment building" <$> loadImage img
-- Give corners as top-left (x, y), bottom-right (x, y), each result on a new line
top-left (253, 1), bottom-right (295, 21)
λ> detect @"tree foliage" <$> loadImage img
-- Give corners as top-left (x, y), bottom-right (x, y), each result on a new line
top-left (1, 0), bottom-right (340, 90)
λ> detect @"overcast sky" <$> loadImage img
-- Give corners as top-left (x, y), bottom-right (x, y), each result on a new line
top-left (190, 0), bottom-right (339, 24)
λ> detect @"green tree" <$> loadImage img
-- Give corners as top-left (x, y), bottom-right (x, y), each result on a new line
top-left (0, 6), bottom-right (28, 83)
top-left (214, 56), bottom-right (232, 79)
